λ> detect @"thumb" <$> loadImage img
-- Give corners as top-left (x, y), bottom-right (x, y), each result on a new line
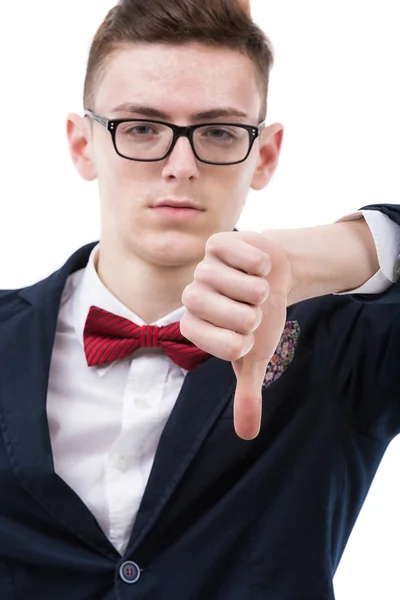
top-left (232, 247), bottom-right (290, 440)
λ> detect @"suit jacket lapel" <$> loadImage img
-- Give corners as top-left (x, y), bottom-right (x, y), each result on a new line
top-left (127, 355), bottom-right (236, 553)
top-left (0, 243), bottom-right (119, 559)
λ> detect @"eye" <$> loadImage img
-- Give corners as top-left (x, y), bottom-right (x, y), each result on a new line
top-left (203, 128), bottom-right (236, 139)
top-left (125, 125), bottom-right (157, 136)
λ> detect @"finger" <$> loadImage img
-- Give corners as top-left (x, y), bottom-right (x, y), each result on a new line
top-left (233, 307), bottom-right (286, 440)
top-left (182, 282), bottom-right (263, 335)
top-left (193, 259), bottom-right (270, 306)
top-left (232, 258), bottom-right (289, 440)
top-left (180, 312), bottom-right (255, 361)
top-left (206, 234), bottom-right (271, 277)
top-left (233, 354), bottom-right (269, 439)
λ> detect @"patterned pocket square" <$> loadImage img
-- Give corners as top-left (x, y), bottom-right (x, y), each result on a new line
top-left (262, 320), bottom-right (300, 389)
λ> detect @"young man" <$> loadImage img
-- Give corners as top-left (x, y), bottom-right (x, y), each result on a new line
top-left (0, 1), bottom-right (399, 598)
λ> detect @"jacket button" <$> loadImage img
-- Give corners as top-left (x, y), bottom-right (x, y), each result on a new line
top-left (119, 561), bottom-right (141, 584)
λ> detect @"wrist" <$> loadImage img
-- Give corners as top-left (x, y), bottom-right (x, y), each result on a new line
top-left (262, 219), bottom-right (379, 305)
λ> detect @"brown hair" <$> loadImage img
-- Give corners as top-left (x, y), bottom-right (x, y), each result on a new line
top-left (83, 0), bottom-right (274, 121)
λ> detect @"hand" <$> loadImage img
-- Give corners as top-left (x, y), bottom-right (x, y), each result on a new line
top-left (180, 231), bottom-right (292, 440)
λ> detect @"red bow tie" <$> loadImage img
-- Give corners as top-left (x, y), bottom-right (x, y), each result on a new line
top-left (83, 306), bottom-right (210, 371)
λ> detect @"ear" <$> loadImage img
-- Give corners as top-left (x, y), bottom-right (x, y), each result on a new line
top-left (250, 123), bottom-right (284, 191)
top-left (66, 113), bottom-right (97, 182)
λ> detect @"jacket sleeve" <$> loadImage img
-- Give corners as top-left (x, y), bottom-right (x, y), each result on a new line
top-left (339, 300), bottom-right (400, 440)
top-left (360, 203), bottom-right (400, 225)
top-left (293, 294), bottom-right (400, 441)
top-left (352, 203), bottom-right (400, 304)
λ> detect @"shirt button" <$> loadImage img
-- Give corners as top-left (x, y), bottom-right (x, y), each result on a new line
top-left (119, 561), bottom-right (141, 584)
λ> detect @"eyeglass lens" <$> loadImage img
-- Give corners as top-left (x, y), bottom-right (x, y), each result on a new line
top-left (115, 121), bottom-right (251, 163)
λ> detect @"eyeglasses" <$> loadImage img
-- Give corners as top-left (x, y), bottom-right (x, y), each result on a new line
top-left (84, 109), bottom-right (265, 166)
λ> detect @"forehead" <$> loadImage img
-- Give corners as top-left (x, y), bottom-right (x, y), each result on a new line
top-left (94, 43), bottom-right (261, 121)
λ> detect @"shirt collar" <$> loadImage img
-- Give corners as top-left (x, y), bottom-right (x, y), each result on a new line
top-left (72, 243), bottom-right (187, 376)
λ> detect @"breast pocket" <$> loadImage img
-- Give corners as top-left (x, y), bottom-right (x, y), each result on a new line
top-left (262, 320), bottom-right (300, 389)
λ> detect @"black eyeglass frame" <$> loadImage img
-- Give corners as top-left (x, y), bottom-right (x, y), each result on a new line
top-left (84, 109), bottom-right (266, 166)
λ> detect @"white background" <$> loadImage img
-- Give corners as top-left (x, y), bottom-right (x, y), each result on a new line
top-left (0, 1), bottom-right (399, 597)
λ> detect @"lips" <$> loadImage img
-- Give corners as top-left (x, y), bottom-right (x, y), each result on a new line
top-left (153, 199), bottom-right (203, 210)
top-left (150, 202), bottom-right (204, 221)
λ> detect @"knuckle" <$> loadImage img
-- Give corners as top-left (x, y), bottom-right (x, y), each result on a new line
top-left (242, 308), bottom-right (259, 334)
top-left (179, 313), bottom-right (194, 340)
top-left (181, 284), bottom-right (199, 308)
top-left (194, 261), bottom-right (212, 282)
top-left (250, 252), bottom-right (270, 276)
top-left (205, 233), bottom-right (221, 254)
top-left (205, 232), bottom-right (231, 255)
top-left (252, 279), bottom-right (270, 304)
top-left (250, 252), bottom-right (265, 274)
top-left (226, 334), bottom-right (245, 361)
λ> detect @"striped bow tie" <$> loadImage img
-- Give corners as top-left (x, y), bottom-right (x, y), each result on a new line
top-left (83, 306), bottom-right (211, 371)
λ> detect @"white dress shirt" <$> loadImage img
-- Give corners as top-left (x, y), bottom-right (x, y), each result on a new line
top-left (46, 210), bottom-right (400, 556)
top-left (337, 210), bottom-right (400, 292)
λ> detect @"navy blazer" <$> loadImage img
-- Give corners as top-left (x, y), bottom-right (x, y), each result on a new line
top-left (0, 203), bottom-right (399, 600)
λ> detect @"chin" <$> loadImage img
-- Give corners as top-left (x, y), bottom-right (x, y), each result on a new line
top-left (134, 229), bottom-right (207, 267)
top-left (150, 244), bottom-right (204, 268)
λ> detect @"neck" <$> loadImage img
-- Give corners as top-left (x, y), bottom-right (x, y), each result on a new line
top-left (95, 244), bottom-right (197, 323)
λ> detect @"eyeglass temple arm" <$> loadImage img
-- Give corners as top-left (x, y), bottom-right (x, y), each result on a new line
top-left (84, 109), bottom-right (108, 128)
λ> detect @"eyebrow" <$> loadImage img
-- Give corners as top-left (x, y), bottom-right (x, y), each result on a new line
top-left (110, 102), bottom-right (249, 121)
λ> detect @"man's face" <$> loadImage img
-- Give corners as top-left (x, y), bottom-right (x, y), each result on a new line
top-left (68, 43), bottom-right (283, 269)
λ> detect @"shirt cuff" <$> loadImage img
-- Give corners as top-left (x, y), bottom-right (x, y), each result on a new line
top-left (334, 210), bottom-right (400, 295)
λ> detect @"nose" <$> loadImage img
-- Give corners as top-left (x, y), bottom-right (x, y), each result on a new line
top-left (162, 134), bottom-right (199, 180)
